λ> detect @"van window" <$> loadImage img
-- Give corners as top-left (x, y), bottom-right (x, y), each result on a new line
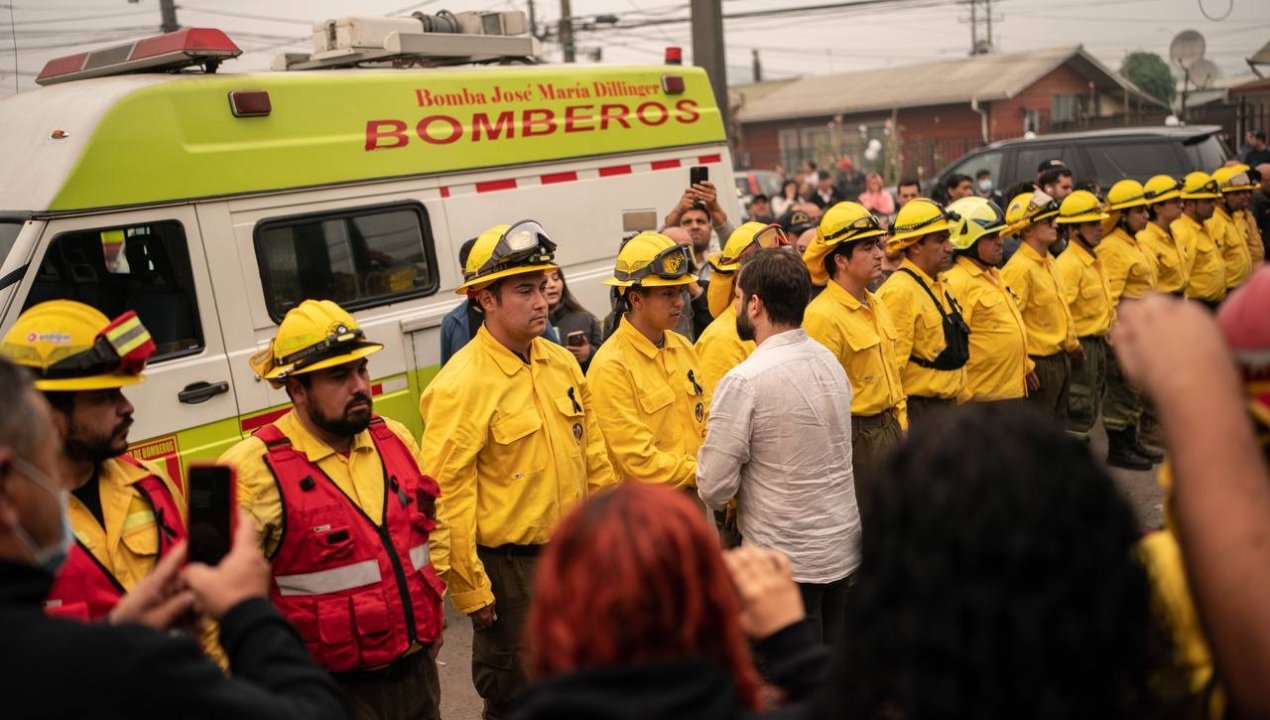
top-left (255, 203), bottom-right (438, 323)
top-left (1086, 141), bottom-right (1179, 184)
top-left (24, 221), bottom-right (204, 360)
top-left (1014, 146), bottom-right (1071, 183)
top-left (1182, 133), bottom-right (1227, 173)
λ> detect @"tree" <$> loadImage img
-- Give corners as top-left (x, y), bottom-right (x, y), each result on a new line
top-left (1120, 51), bottom-right (1176, 104)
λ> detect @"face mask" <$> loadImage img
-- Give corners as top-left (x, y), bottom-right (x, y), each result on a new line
top-left (9, 456), bottom-right (74, 575)
top-left (978, 179), bottom-right (994, 193)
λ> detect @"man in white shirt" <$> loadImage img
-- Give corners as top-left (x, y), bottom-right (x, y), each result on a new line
top-left (697, 248), bottom-right (862, 647)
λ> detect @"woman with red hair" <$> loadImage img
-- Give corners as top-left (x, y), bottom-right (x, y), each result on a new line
top-left (517, 483), bottom-right (826, 719)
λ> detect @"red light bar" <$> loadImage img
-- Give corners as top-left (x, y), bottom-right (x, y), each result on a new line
top-left (664, 47), bottom-right (683, 65)
top-left (229, 90), bottom-right (272, 118)
top-left (36, 28), bottom-right (241, 86)
top-left (661, 75), bottom-right (685, 95)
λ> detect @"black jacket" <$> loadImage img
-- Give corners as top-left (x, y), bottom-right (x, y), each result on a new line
top-left (513, 620), bottom-right (827, 720)
top-left (0, 560), bottom-right (347, 720)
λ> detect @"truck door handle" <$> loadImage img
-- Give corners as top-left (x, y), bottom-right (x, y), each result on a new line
top-left (178, 381), bottom-right (229, 404)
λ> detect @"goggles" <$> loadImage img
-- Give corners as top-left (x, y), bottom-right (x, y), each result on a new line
top-left (613, 243), bottom-right (694, 285)
top-left (823, 214), bottom-right (882, 243)
top-left (467, 220), bottom-right (557, 281)
top-left (1022, 196), bottom-right (1059, 223)
top-left (721, 224), bottom-right (790, 265)
top-left (1144, 180), bottom-right (1182, 200)
top-left (38, 311), bottom-right (155, 380)
top-left (275, 323), bottom-right (367, 375)
top-left (1186, 180), bottom-right (1221, 196)
top-left (893, 202), bottom-right (960, 235)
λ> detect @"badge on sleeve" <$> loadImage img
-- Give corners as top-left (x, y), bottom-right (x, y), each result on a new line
top-left (572, 422), bottom-right (584, 444)
top-left (695, 402), bottom-right (704, 422)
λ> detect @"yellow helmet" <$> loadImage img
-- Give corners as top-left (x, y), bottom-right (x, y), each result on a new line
top-left (1105, 180), bottom-right (1149, 211)
top-left (0, 300), bottom-right (156, 392)
top-left (1212, 164), bottom-right (1257, 193)
top-left (1003, 190), bottom-right (1059, 236)
top-left (1143, 175), bottom-right (1182, 205)
top-left (250, 299), bottom-right (382, 388)
top-left (604, 231), bottom-right (696, 289)
top-left (1180, 171), bottom-right (1222, 200)
top-left (709, 222), bottom-right (790, 274)
top-left (1056, 190), bottom-right (1107, 225)
top-left (945, 196), bottom-right (1006, 251)
top-left (889, 198), bottom-right (952, 251)
top-left (803, 202), bottom-right (884, 286)
top-left (457, 220), bottom-right (559, 295)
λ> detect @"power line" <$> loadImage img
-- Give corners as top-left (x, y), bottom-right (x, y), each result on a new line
top-left (5, 10), bottom-right (152, 26)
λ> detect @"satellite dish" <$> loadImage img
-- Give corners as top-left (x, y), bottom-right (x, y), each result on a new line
top-left (1190, 58), bottom-right (1219, 89)
top-left (1170, 30), bottom-right (1206, 70)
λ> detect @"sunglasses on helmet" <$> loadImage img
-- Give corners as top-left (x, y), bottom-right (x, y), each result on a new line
top-left (722, 224), bottom-right (790, 264)
top-left (613, 243), bottom-right (694, 285)
top-left (468, 220), bottom-right (557, 281)
top-left (823, 214), bottom-right (882, 242)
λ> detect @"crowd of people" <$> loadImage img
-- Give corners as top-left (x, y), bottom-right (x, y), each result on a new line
top-left (2, 144), bottom-right (1270, 720)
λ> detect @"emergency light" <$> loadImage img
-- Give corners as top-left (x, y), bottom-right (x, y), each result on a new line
top-left (36, 29), bottom-right (241, 86)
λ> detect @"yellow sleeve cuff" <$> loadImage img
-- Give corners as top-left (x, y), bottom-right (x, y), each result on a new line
top-left (451, 585), bottom-right (496, 616)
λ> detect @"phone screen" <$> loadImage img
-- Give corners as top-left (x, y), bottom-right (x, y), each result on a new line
top-left (187, 464), bottom-right (234, 565)
top-left (690, 165), bottom-right (709, 186)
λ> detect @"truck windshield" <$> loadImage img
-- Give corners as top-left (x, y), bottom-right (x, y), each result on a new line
top-left (0, 221), bottom-right (22, 272)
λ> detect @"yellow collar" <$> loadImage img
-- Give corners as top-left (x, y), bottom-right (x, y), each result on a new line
top-left (615, 314), bottom-right (664, 360)
top-left (276, 410), bottom-right (375, 464)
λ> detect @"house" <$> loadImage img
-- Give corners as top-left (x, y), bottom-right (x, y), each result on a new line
top-left (730, 45), bottom-right (1168, 180)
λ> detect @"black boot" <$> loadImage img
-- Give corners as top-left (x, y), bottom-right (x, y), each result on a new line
top-left (1128, 424), bottom-right (1164, 463)
top-left (1106, 428), bottom-right (1152, 470)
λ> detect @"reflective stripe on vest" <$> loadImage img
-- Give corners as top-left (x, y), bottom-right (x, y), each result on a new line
top-left (275, 542), bottom-right (429, 596)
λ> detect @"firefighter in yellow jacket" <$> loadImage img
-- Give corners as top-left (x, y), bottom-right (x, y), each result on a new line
top-left (1003, 190), bottom-right (1080, 422)
top-left (1174, 172), bottom-right (1227, 309)
top-left (418, 221), bottom-right (615, 720)
top-left (695, 222), bottom-right (790, 395)
top-left (0, 301), bottom-right (223, 658)
top-left (1226, 165), bottom-right (1265, 266)
top-left (876, 198), bottom-right (968, 424)
top-left (1139, 175), bottom-right (1190, 297)
top-left (943, 195), bottom-right (1031, 404)
top-left (1207, 165), bottom-right (1254, 292)
top-left (588, 231), bottom-right (709, 490)
top-left (1099, 179), bottom-right (1166, 469)
top-left (802, 201), bottom-right (905, 494)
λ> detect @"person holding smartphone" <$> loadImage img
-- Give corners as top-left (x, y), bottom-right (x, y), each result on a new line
top-left (543, 269), bottom-right (603, 371)
top-left (0, 301), bottom-right (223, 661)
top-left (219, 299), bottom-right (446, 720)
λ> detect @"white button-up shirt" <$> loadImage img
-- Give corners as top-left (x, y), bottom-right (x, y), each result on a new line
top-left (697, 328), bottom-right (862, 584)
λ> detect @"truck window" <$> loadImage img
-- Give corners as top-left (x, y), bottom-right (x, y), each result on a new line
top-left (23, 221), bottom-right (204, 360)
top-left (1013, 146), bottom-right (1071, 184)
top-left (1182, 133), bottom-right (1227, 173)
top-left (1086, 141), bottom-right (1179, 185)
top-left (255, 203), bottom-right (438, 323)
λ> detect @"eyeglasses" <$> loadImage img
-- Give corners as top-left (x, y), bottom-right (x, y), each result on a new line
top-left (276, 324), bottom-right (366, 374)
top-left (39, 310), bottom-right (155, 379)
top-left (613, 243), bottom-right (693, 285)
top-left (823, 214), bottom-right (882, 242)
top-left (468, 220), bottom-right (557, 281)
top-left (721, 224), bottom-right (790, 264)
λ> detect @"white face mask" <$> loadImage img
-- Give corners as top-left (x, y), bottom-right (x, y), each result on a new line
top-left (978, 179), bottom-right (994, 193)
top-left (9, 456), bottom-right (74, 575)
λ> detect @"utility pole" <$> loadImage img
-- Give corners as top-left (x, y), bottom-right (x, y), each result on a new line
top-left (691, 0), bottom-right (730, 139)
top-left (969, 0), bottom-right (978, 54)
top-left (966, 0), bottom-right (992, 55)
top-left (159, 0), bottom-right (179, 33)
top-left (527, 0), bottom-right (537, 37)
top-left (559, 0), bottom-right (575, 62)
top-left (752, 49), bottom-right (762, 83)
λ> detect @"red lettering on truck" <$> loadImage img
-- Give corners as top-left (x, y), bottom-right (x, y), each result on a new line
top-left (365, 119), bottom-right (409, 150)
top-left (474, 111), bottom-right (516, 141)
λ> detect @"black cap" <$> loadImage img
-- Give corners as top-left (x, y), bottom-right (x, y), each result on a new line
top-left (781, 209), bottom-right (816, 235)
top-left (1254, 129), bottom-right (1267, 142)
top-left (1036, 158), bottom-right (1066, 173)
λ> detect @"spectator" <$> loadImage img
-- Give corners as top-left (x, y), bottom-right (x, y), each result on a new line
top-left (772, 180), bottom-right (801, 218)
top-left (666, 182), bottom-right (735, 284)
top-left (697, 248), bottom-right (862, 647)
top-left (664, 226), bottom-right (712, 341)
top-left (975, 168), bottom-right (1005, 208)
top-left (808, 172), bottom-right (845, 210)
top-left (517, 483), bottom-right (828, 720)
top-left (1113, 286), bottom-right (1270, 718)
top-left (1038, 166), bottom-right (1075, 203)
top-left (0, 357), bottom-right (347, 720)
top-left (746, 193), bottom-right (774, 223)
top-left (1253, 163), bottom-right (1270, 254)
top-left (1036, 157), bottom-right (1066, 180)
top-left (545, 268), bottom-right (603, 372)
top-left (895, 178), bottom-right (921, 209)
top-left (1242, 129), bottom-right (1270, 168)
top-left (795, 227), bottom-right (817, 257)
top-left (857, 172), bottom-right (895, 217)
top-left (830, 402), bottom-right (1183, 720)
top-left (939, 173), bottom-right (974, 204)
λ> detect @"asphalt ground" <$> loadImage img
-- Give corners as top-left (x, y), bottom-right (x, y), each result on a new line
top-left (435, 422), bottom-right (1166, 719)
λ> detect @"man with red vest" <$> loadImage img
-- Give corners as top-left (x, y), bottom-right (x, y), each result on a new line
top-left (0, 301), bottom-right (192, 623)
top-left (220, 299), bottom-right (444, 720)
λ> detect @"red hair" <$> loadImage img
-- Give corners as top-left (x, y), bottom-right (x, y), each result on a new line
top-left (526, 483), bottom-right (762, 709)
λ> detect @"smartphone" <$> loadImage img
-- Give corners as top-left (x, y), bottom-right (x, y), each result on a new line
top-left (566, 330), bottom-right (587, 347)
top-left (187, 464), bottom-right (236, 566)
top-left (690, 165), bottom-right (709, 186)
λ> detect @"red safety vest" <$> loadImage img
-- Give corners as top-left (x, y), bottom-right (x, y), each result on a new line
top-left (45, 456), bottom-right (185, 622)
top-left (256, 416), bottom-right (445, 673)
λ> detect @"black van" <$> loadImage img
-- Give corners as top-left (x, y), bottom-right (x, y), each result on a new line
top-left (932, 125), bottom-right (1230, 200)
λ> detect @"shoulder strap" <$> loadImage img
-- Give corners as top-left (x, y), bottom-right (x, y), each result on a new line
top-left (253, 422), bottom-right (291, 448)
top-left (895, 267), bottom-right (954, 319)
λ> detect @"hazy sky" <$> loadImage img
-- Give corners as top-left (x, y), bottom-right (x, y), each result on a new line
top-left (1, 0), bottom-right (1267, 96)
